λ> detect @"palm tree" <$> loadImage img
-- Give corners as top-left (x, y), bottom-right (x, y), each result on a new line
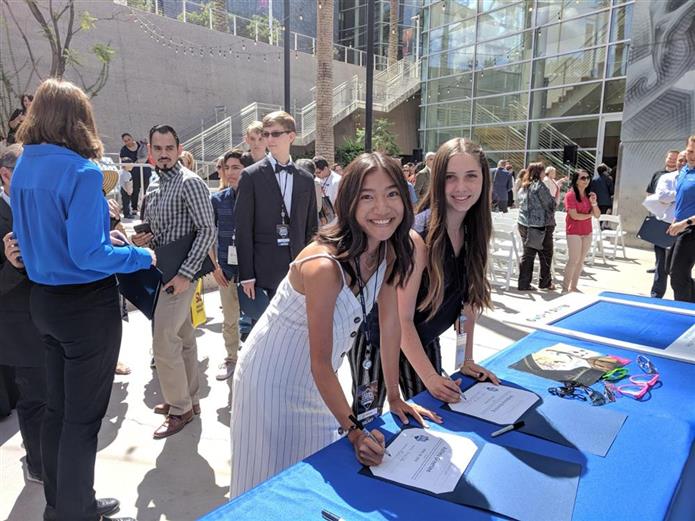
top-left (315, 0), bottom-right (334, 163)
top-left (211, 0), bottom-right (227, 32)
top-left (388, 0), bottom-right (399, 67)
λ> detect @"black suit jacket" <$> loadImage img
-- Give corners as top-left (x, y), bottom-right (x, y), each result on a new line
top-left (234, 157), bottom-right (318, 291)
top-left (0, 198), bottom-right (45, 367)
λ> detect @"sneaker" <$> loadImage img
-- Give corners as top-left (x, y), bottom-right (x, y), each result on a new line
top-left (216, 361), bottom-right (236, 381)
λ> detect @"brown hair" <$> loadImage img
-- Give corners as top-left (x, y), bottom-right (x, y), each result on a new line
top-left (16, 79), bottom-right (103, 159)
top-left (521, 162), bottom-right (544, 189)
top-left (417, 138), bottom-right (492, 316)
top-left (262, 111), bottom-right (296, 133)
top-left (316, 152), bottom-right (414, 287)
top-left (180, 150), bottom-right (196, 170)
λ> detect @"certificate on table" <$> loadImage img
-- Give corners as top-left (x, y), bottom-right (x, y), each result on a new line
top-left (448, 382), bottom-right (539, 425)
top-left (369, 428), bottom-right (477, 494)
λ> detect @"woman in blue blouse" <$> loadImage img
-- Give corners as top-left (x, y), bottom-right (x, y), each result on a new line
top-left (11, 79), bottom-right (155, 521)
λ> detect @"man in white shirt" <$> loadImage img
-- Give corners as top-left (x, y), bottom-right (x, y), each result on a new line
top-left (313, 155), bottom-right (341, 206)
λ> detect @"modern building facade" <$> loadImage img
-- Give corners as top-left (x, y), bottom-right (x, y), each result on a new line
top-left (420, 0), bottom-right (633, 175)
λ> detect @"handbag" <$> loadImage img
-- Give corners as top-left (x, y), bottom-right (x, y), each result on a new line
top-left (525, 226), bottom-right (545, 250)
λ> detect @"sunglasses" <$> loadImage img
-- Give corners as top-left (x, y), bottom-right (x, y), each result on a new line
top-left (548, 381), bottom-right (615, 406)
top-left (262, 130), bottom-right (291, 138)
top-left (578, 175), bottom-right (590, 181)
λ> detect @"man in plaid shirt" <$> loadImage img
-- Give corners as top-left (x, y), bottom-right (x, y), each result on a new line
top-left (133, 124), bottom-right (215, 439)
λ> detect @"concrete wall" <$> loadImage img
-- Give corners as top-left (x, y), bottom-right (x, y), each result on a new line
top-left (617, 1), bottom-right (695, 242)
top-left (1, 0), bottom-right (364, 152)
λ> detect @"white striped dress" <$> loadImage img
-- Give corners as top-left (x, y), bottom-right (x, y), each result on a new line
top-left (229, 253), bottom-right (386, 498)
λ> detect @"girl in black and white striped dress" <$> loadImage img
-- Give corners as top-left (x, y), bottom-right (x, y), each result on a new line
top-left (229, 153), bottom-right (439, 498)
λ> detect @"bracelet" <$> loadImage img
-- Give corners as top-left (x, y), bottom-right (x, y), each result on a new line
top-left (337, 423), bottom-right (359, 436)
top-left (591, 203), bottom-right (598, 207)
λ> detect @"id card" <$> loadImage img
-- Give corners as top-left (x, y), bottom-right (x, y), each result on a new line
top-left (227, 245), bottom-right (238, 266)
top-left (276, 224), bottom-right (290, 247)
top-left (356, 380), bottom-right (379, 424)
top-left (455, 312), bottom-right (468, 370)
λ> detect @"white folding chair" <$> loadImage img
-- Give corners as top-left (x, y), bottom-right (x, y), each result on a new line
top-left (489, 227), bottom-right (520, 290)
top-left (598, 214), bottom-right (627, 259)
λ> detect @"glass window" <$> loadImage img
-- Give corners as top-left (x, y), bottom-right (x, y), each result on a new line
top-left (430, 17), bottom-right (477, 53)
top-left (425, 101), bottom-right (472, 129)
top-left (475, 31), bottom-right (533, 68)
top-left (475, 61), bottom-right (531, 97)
top-left (427, 73), bottom-right (474, 103)
top-left (532, 47), bottom-right (606, 89)
top-left (535, 0), bottom-right (610, 27)
top-left (473, 124), bottom-right (527, 151)
top-left (427, 46), bottom-right (475, 78)
top-left (430, 0), bottom-right (477, 29)
top-left (473, 93), bottom-right (528, 124)
top-left (606, 42), bottom-right (629, 77)
top-left (610, 3), bottom-right (633, 41)
top-left (426, 126), bottom-right (472, 152)
top-left (603, 78), bottom-right (625, 112)
top-left (528, 148), bottom-right (598, 176)
top-left (530, 82), bottom-right (603, 119)
top-left (477, 2), bottom-right (532, 39)
top-left (534, 11), bottom-right (611, 58)
top-left (527, 118), bottom-right (599, 150)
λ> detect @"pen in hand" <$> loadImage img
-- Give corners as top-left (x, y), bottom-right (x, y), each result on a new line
top-left (348, 414), bottom-right (392, 458)
top-left (441, 370), bottom-right (466, 401)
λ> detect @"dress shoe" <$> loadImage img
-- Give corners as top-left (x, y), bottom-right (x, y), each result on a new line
top-left (216, 360), bottom-right (236, 381)
top-left (44, 497), bottom-right (119, 521)
top-left (154, 403), bottom-right (200, 415)
top-left (153, 410), bottom-right (194, 439)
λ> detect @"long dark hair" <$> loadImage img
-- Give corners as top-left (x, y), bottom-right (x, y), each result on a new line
top-left (571, 168), bottom-right (591, 202)
top-left (418, 138), bottom-right (492, 316)
top-left (316, 152), bottom-right (414, 287)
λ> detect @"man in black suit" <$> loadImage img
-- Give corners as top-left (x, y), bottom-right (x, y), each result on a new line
top-left (0, 144), bottom-right (46, 484)
top-left (235, 111), bottom-right (318, 301)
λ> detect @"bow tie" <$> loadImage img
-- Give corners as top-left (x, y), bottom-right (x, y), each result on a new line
top-left (274, 163), bottom-right (295, 175)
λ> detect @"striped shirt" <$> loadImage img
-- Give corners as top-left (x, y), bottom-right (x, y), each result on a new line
top-left (143, 162), bottom-right (216, 279)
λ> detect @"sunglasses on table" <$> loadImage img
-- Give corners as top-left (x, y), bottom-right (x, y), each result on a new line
top-left (548, 381), bottom-right (614, 406)
top-left (262, 130), bottom-right (291, 138)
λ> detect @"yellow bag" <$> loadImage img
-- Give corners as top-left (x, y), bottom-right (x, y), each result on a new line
top-left (190, 279), bottom-right (206, 328)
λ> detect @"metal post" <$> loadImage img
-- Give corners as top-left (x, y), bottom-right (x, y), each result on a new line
top-left (232, 14), bottom-right (237, 36)
top-left (182, 0), bottom-right (187, 23)
top-left (208, 5), bottom-right (213, 30)
top-left (365, 0), bottom-right (375, 152)
top-left (413, 15), bottom-right (420, 63)
top-left (283, 0), bottom-right (290, 112)
top-left (154, 0), bottom-right (159, 16)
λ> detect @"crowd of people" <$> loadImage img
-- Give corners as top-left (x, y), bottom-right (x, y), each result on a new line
top-left (1, 77), bottom-right (694, 521)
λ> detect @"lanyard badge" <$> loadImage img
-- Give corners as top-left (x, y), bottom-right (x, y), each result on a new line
top-left (227, 234), bottom-right (238, 265)
top-left (455, 304), bottom-right (468, 370)
top-left (354, 244), bottom-right (382, 425)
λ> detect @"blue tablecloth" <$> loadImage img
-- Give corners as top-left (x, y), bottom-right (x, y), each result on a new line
top-left (201, 294), bottom-right (695, 521)
top-left (550, 292), bottom-right (695, 350)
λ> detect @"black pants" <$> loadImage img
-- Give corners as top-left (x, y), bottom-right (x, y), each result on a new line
top-left (31, 277), bottom-right (121, 521)
top-left (14, 365), bottom-right (46, 477)
top-left (518, 224), bottom-right (555, 289)
top-left (670, 228), bottom-right (695, 302)
top-left (651, 244), bottom-right (672, 298)
top-left (130, 166), bottom-right (151, 211)
top-left (120, 188), bottom-right (132, 218)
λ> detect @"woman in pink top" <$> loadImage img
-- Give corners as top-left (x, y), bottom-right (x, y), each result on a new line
top-left (563, 169), bottom-right (600, 292)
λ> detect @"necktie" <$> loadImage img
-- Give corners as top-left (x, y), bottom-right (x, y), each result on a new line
top-left (274, 163), bottom-right (295, 175)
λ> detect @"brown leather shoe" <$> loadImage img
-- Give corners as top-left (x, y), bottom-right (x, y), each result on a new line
top-left (153, 410), bottom-right (194, 439)
top-left (154, 403), bottom-right (200, 416)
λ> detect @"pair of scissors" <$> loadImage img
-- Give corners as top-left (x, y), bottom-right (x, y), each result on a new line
top-left (601, 367), bottom-right (629, 381)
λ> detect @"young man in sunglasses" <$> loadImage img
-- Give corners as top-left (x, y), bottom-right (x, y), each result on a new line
top-left (234, 111), bottom-right (318, 304)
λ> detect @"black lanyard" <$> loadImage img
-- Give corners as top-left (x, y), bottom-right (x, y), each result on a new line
top-left (354, 243), bottom-right (382, 379)
top-left (277, 167), bottom-right (290, 224)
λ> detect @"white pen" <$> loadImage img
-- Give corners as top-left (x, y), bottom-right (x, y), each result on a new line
top-left (491, 420), bottom-right (525, 438)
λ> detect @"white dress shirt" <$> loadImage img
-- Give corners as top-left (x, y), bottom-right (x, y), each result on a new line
top-left (267, 153), bottom-right (294, 216)
top-left (319, 171), bottom-right (342, 206)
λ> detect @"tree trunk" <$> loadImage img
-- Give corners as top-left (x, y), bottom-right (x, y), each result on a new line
top-left (315, 0), bottom-right (334, 164)
top-left (211, 0), bottom-right (227, 32)
top-left (388, 0), bottom-right (399, 67)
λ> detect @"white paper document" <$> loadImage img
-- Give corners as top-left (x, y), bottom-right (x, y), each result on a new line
top-left (449, 382), bottom-right (539, 425)
top-left (369, 428), bottom-right (476, 494)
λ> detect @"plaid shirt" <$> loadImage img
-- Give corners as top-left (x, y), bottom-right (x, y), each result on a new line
top-left (143, 162), bottom-right (215, 279)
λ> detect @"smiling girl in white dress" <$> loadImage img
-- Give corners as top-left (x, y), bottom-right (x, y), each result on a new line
top-left (229, 152), bottom-right (439, 498)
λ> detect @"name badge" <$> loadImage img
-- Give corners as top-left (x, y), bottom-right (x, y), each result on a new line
top-left (455, 311), bottom-right (468, 370)
top-left (356, 380), bottom-right (379, 424)
top-left (227, 245), bottom-right (238, 266)
top-left (276, 224), bottom-right (290, 247)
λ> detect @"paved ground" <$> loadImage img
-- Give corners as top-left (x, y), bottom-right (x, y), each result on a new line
top-left (0, 242), bottom-right (676, 521)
